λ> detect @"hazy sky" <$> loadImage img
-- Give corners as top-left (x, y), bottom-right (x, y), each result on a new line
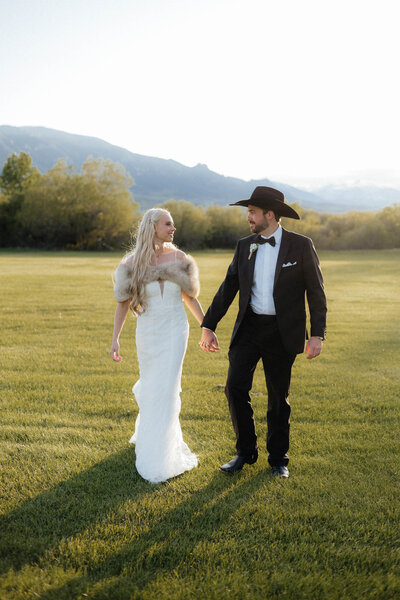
top-left (1, 0), bottom-right (399, 185)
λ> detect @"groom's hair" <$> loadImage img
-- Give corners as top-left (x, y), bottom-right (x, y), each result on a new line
top-left (262, 209), bottom-right (281, 223)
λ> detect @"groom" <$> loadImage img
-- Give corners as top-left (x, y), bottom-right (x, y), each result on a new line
top-left (200, 186), bottom-right (327, 478)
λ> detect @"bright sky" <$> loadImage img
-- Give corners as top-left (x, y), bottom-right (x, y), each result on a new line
top-left (1, 0), bottom-right (399, 186)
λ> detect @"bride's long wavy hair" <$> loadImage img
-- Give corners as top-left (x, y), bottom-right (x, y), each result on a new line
top-left (125, 208), bottom-right (175, 315)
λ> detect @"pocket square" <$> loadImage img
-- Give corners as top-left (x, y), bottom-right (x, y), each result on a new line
top-left (282, 261), bottom-right (297, 268)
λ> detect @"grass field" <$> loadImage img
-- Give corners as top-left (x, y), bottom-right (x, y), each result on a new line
top-left (0, 249), bottom-right (399, 600)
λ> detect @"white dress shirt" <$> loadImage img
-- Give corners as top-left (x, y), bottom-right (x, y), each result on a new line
top-left (250, 224), bottom-right (282, 315)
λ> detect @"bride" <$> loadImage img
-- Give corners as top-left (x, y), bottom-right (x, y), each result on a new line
top-left (110, 208), bottom-right (204, 483)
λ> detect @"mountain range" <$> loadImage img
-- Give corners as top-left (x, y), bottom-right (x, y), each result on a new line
top-left (1, 125), bottom-right (399, 213)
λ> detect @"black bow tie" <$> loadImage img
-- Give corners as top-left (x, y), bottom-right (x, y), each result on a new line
top-left (256, 235), bottom-right (276, 247)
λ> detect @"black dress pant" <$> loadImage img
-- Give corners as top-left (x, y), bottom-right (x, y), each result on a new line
top-left (225, 308), bottom-right (296, 467)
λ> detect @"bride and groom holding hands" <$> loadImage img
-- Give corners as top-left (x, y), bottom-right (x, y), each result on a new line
top-left (110, 186), bottom-right (327, 484)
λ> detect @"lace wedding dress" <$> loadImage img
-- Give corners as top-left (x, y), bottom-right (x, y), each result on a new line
top-left (114, 254), bottom-right (199, 484)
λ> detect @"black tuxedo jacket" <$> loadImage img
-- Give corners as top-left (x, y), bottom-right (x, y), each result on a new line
top-left (202, 229), bottom-right (327, 355)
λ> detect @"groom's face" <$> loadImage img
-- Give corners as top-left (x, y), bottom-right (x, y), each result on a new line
top-left (247, 205), bottom-right (270, 233)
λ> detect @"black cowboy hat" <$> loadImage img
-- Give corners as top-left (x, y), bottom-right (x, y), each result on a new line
top-left (230, 186), bottom-right (300, 220)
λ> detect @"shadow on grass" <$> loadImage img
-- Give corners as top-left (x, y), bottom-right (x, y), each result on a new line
top-left (35, 468), bottom-right (275, 600)
top-left (0, 448), bottom-right (149, 575)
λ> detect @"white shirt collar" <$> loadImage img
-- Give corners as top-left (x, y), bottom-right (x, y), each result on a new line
top-left (259, 224), bottom-right (282, 244)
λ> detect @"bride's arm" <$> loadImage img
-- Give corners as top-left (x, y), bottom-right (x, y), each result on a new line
top-left (110, 299), bottom-right (131, 361)
top-left (182, 291), bottom-right (204, 325)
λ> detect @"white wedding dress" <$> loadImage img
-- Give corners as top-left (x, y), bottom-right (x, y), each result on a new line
top-left (129, 278), bottom-right (198, 483)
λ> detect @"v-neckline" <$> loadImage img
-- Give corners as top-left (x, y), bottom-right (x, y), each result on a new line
top-left (152, 251), bottom-right (178, 299)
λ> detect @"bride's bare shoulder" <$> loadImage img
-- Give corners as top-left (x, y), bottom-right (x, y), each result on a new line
top-left (174, 249), bottom-right (186, 261)
top-left (161, 248), bottom-right (186, 261)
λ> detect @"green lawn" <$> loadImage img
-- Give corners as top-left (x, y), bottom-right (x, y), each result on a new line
top-left (0, 249), bottom-right (399, 600)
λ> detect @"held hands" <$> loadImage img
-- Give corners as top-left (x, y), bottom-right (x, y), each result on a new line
top-left (110, 339), bottom-right (122, 362)
top-left (199, 328), bottom-right (220, 353)
top-left (305, 336), bottom-right (323, 360)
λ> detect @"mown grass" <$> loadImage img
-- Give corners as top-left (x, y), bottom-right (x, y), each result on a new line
top-left (0, 249), bottom-right (399, 600)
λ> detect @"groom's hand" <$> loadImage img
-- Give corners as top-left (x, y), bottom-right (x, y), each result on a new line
top-left (305, 336), bottom-right (323, 360)
top-left (199, 328), bottom-right (220, 353)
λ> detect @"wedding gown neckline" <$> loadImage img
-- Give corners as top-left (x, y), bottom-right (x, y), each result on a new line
top-left (151, 251), bottom-right (178, 299)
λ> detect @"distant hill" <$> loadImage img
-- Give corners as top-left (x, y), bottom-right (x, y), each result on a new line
top-left (309, 184), bottom-right (400, 213)
top-left (1, 125), bottom-right (398, 213)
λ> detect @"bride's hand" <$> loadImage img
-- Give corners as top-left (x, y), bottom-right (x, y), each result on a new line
top-left (110, 340), bottom-right (122, 362)
top-left (199, 328), bottom-right (220, 353)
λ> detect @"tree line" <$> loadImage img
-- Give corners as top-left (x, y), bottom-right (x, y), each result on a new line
top-left (0, 152), bottom-right (138, 249)
top-left (1, 152), bottom-right (399, 251)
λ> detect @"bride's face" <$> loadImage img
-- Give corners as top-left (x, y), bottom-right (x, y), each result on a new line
top-left (154, 213), bottom-right (176, 243)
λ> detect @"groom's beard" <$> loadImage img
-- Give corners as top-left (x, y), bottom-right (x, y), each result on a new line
top-left (249, 221), bottom-right (268, 234)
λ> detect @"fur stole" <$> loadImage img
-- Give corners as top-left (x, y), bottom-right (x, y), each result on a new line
top-left (113, 254), bottom-right (200, 303)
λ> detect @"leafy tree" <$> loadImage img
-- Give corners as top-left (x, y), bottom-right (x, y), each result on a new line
top-left (380, 204), bottom-right (400, 247)
top-left (0, 152), bottom-right (41, 245)
top-left (76, 157), bottom-right (139, 248)
top-left (0, 152), bottom-right (39, 196)
top-left (204, 205), bottom-right (249, 248)
top-left (160, 200), bottom-right (208, 249)
top-left (340, 218), bottom-right (387, 249)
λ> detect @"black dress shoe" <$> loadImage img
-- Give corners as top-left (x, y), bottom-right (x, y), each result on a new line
top-left (219, 454), bottom-right (257, 473)
top-left (272, 465), bottom-right (289, 478)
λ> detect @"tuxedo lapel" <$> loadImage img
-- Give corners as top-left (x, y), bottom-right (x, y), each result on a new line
top-left (274, 229), bottom-right (290, 288)
top-left (247, 235), bottom-right (258, 289)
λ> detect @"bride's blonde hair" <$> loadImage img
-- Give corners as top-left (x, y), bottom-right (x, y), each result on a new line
top-left (125, 208), bottom-right (175, 315)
